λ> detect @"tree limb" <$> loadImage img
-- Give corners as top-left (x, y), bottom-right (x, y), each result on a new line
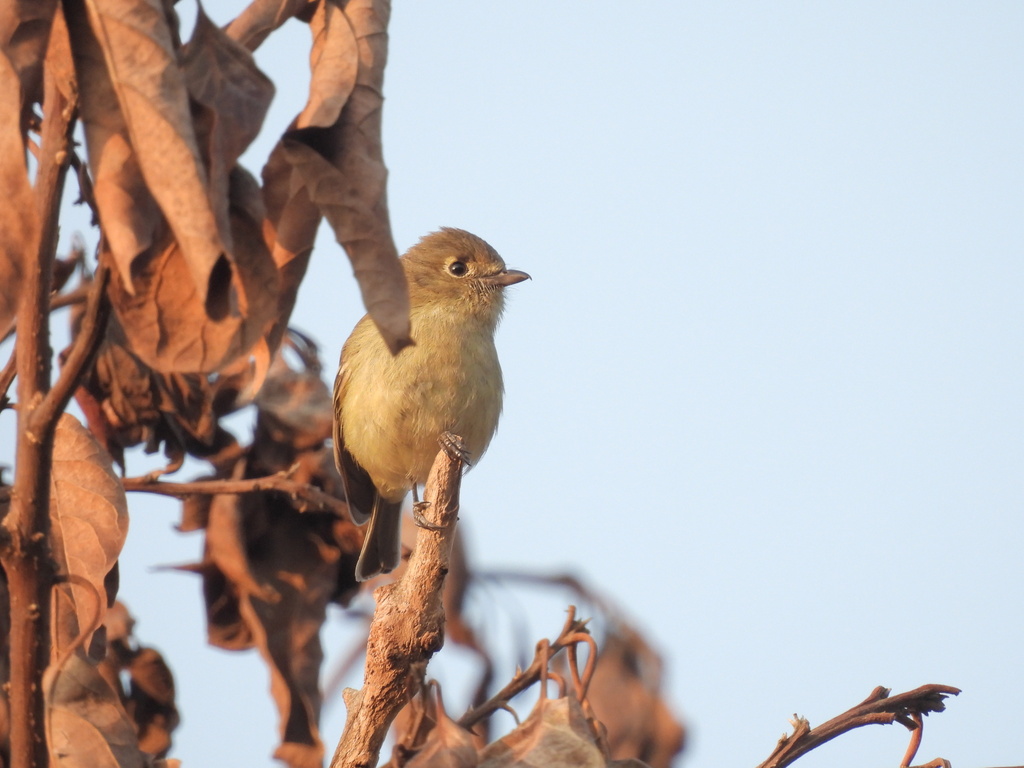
top-left (121, 470), bottom-right (352, 520)
top-left (3, 17), bottom-right (77, 766)
top-left (30, 264), bottom-right (109, 437)
top-left (755, 684), bottom-right (961, 768)
top-left (328, 442), bottom-right (465, 768)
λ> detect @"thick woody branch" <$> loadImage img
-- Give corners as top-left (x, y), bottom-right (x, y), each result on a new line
top-left (328, 442), bottom-right (465, 768)
top-left (121, 471), bottom-right (351, 520)
top-left (756, 684), bottom-right (961, 768)
top-left (3, 26), bottom-right (77, 768)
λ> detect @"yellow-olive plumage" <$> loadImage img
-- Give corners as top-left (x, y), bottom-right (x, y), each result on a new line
top-left (333, 228), bottom-right (529, 581)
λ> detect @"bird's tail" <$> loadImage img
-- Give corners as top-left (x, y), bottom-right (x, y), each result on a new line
top-left (355, 496), bottom-right (403, 581)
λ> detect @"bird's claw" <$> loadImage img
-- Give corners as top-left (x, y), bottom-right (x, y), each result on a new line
top-left (413, 501), bottom-right (445, 531)
top-left (439, 431), bottom-right (472, 464)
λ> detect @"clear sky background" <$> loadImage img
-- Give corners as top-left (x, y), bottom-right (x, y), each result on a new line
top-left (26, 1), bottom-right (1024, 767)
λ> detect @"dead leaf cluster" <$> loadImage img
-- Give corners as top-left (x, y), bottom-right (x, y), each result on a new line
top-left (27, 414), bottom-right (176, 768)
top-left (384, 608), bottom-right (676, 768)
top-left (3, 0), bottom-right (409, 764)
top-left (0, 2), bottom-right (976, 768)
top-left (172, 335), bottom-right (362, 768)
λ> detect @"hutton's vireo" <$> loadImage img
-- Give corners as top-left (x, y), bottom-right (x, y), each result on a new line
top-left (333, 228), bottom-right (529, 581)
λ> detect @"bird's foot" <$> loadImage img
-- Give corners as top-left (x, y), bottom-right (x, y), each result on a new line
top-left (412, 501), bottom-right (445, 531)
top-left (439, 431), bottom-right (472, 464)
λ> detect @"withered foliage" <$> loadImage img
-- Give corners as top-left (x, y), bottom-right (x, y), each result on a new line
top-left (0, 2), bottom-right (960, 768)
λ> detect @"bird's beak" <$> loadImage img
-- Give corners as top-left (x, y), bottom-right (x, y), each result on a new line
top-left (482, 269), bottom-right (531, 287)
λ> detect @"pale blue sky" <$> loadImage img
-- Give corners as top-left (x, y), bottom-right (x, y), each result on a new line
top-left (29, 2), bottom-right (1024, 766)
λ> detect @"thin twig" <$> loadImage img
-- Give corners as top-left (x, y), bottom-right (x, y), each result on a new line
top-left (30, 264), bottom-right (110, 437)
top-left (458, 608), bottom-right (591, 730)
top-left (0, 348), bottom-right (16, 412)
top-left (121, 471), bottom-right (352, 520)
top-left (900, 711), bottom-right (924, 768)
top-left (755, 684), bottom-right (961, 768)
top-left (0, 282), bottom-right (89, 345)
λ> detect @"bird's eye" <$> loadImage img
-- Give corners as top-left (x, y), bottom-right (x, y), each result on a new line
top-left (448, 260), bottom-right (468, 277)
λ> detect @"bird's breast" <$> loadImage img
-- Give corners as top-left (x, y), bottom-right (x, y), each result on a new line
top-left (341, 310), bottom-right (504, 498)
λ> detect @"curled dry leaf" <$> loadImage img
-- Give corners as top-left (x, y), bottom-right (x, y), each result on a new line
top-left (283, 131), bottom-right (409, 354)
top-left (260, 139), bottom-right (323, 356)
top-left (254, 0), bottom-right (360, 358)
top-left (99, 602), bottom-right (179, 758)
top-left (0, 0), bottom-right (57, 123)
top-left (73, 306), bottom-right (222, 467)
top-left (296, 0), bottom-right (358, 130)
top-left (105, 169), bottom-right (280, 374)
top-left (79, 0), bottom-right (227, 306)
top-left (204, 461), bottom-right (279, 605)
top-left (405, 685), bottom-right (479, 768)
top-left (65, 0), bottom-right (162, 292)
top-left (0, 34), bottom-right (36, 332)
top-left (276, 0), bottom-right (410, 355)
top-left (50, 413), bottom-right (129, 658)
top-left (242, 503), bottom-right (339, 768)
top-left (176, 342), bottom-right (358, 766)
top-left (225, 0), bottom-right (312, 52)
top-left (188, 459), bottom-right (344, 767)
top-left (46, 652), bottom-right (145, 768)
top-left (586, 628), bottom-right (685, 768)
top-left (123, 648), bottom-right (178, 756)
top-left (183, 7), bottom-right (275, 249)
top-left (479, 694), bottom-right (605, 768)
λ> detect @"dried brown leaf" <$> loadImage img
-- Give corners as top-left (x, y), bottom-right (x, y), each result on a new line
top-left (586, 630), bottom-right (685, 768)
top-left (244, 506), bottom-right (339, 768)
top-left (479, 695), bottom-right (605, 768)
top-left (106, 169), bottom-right (280, 374)
top-left (405, 688), bottom-right (478, 768)
top-left (0, 47), bottom-right (34, 332)
top-left (225, 0), bottom-right (311, 52)
top-left (80, 0), bottom-right (227, 306)
top-left (254, 343), bottom-right (333, 451)
top-left (283, 132), bottom-right (409, 353)
top-left (74, 309), bottom-right (220, 464)
top-left (189, 347), bottom-right (352, 763)
top-left (260, 141), bottom-right (322, 355)
top-left (268, 0), bottom-right (409, 354)
top-left (196, 559), bottom-right (254, 651)
top-left (0, 0), bottom-right (58, 117)
top-left (124, 647), bottom-right (178, 756)
top-left (296, 0), bottom-right (357, 129)
top-left (47, 652), bottom-right (145, 768)
top-left (183, 7), bottom-right (274, 244)
top-left (65, 0), bottom-right (161, 291)
top-left (50, 414), bottom-right (129, 656)
top-left (205, 462), bottom-right (278, 604)
top-left (98, 603), bottom-right (179, 758)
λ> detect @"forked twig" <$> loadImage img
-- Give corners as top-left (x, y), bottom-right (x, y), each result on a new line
top-left (756, 684), bottom-right (961, 768)
top-left (457, 608), bottom-right (591, 730)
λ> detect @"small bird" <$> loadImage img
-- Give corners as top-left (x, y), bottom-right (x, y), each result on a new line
top-left (333, 227), bottom-right (529, 581)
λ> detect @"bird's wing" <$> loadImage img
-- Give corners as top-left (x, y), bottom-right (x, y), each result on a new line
top-left (333, 353), bottom-right (376, 525)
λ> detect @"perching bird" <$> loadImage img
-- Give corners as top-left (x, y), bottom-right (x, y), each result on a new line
top-left (333, 228), bottom-right (529, 581)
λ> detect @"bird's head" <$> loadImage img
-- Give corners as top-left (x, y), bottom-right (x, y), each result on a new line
top-left (402, 228), bottom-right (529, 319)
